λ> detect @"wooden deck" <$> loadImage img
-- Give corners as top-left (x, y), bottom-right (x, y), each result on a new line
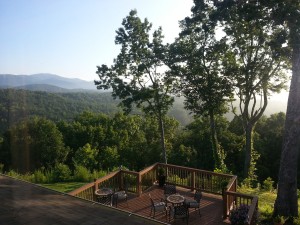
top-left (0, 174), bottom-right (230, 225)
top-left (116, 185), bottom-right (230, 225)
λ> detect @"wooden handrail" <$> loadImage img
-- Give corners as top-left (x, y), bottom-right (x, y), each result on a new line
top-left (68, 182), bottom-right (94, 196)
top-left (158, 163), bottom-right (233, 179)
top-left (139, 163), bottom-right (158, 175)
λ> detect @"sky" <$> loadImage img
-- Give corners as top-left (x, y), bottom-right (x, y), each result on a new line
top-left (0, 0), bottom-right (193, 81)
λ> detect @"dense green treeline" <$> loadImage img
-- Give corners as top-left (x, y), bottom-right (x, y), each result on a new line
top-left (0, 110), bottom-right (292, 188)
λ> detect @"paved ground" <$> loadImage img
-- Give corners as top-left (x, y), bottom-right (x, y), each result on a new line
top-left (0, 175), bottom-right (166, 225)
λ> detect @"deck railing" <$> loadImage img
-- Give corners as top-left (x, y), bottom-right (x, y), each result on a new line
top-left (69, 162), bottom-right (258, 224)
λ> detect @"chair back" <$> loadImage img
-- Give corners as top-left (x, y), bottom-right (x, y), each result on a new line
top-left (149, 194), bottom-right (155, 206)
top-left (164, 185), bottom-right (176, 195)
top-left (194, 190), bottom-right (202, 203)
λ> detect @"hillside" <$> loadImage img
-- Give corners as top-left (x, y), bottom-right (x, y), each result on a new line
top-left (0, 89), bottom-right (119, 133)
top-left (0, 89), bottom-right (193, 134)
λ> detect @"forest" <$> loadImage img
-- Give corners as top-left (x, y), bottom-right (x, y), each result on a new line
top-left (0, 108), bottom-right (288, 187)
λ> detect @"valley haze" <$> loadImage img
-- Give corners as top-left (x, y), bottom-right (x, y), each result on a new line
top-left (0, 73), bottom-right (288, 118)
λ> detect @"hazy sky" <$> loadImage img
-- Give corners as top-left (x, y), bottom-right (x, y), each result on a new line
top-left (0, 0), bottom-right (193, 81)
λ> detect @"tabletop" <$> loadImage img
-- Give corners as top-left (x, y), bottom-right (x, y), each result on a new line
top-left (167, 194), bottom-right (185, 205)
top-left (95, 188), bottom-right (113, 196)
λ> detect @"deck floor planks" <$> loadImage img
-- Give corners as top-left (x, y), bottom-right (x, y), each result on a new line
top-left (116, 185), bottom-right (230, 225)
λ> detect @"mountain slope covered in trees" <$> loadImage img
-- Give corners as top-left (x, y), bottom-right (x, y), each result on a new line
top-left (0, 89), bottom-right (193, 134)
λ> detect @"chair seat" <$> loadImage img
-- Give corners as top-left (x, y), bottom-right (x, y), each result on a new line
top-left (185, 199), bottom-right (199, 208)
top-left (115, 191), bottom-right (127, 200)
top-left (154, 202), bottom-right (166, 211)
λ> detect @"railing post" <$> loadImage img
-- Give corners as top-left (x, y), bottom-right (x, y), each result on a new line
top-left (223, 190), bottom-right (228, 219)
top-left (137, 173), bottom-right (142, 196)
top-left (119, 170), bottom-right (123, 190)
top-left (93, 178), bottom-right (98, 201)
top-left (191, 171), bottom-right (195, 191)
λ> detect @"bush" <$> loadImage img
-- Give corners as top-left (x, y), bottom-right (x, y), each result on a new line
top-left (90, 170), bottom-right (107, 180)
top-left (73, 165), bottom-right (90, 182)
top-left (262, 177), bottom-right (274, 192)
top-left (229, 204), bottom-right (250, 225)
top-left (52, 164), bottom-right (71, 182)
top-left (34, 169), bottom-right (47, 183)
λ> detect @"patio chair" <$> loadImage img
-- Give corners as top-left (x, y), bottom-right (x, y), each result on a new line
top-left (169, 204), bottom-right (189, 225)
top-left (163, 184), bottom-right (177, 203)
top-left (184, 190), bottom-right (202, 215)
top-left (96, 193), bottom-right (113, 206)
top-left (149, 194), bottom-right (167, 219)
top-left (113, 185), bottom-right (128, 208)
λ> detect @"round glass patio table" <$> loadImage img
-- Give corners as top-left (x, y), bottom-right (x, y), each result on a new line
top-left (167, 194), bottom-right (185, 205)
top-left (95, 188), bottom-right (113, 196)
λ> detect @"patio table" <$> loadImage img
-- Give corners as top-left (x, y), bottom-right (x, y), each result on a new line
top-left (167, 194), bottom-right (185, 205)
top-left (95, 188), bottom-right (113, 197)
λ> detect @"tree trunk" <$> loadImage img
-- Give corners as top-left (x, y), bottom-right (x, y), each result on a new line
top-left (209, 109), bottom-right (221, 169)
top-left (244, 123), bottom-right (254, 178)
top-left (158, 112), bottom-right (167, 164)
top-left (274, 43), bottom-right (300, 217)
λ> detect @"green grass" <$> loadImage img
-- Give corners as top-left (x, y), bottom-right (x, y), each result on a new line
top-left (238, 186), bottom-right (300, 224)
top-left (40, 182), bottom-right (87, 193)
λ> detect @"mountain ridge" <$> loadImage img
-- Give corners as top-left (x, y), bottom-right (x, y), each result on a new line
top-left (0, 73), bottom-right (96, 90)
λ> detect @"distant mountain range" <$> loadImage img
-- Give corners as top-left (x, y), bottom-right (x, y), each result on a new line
top-left (0, 73), bottom-right (288, 118)
top-left (0, 73), bottom-right (97, 92)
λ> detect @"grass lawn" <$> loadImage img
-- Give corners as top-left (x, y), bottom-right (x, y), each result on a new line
top-left (41, 182), bottom-right (87, 193)
top-left (238, 186), bottom-right (300, 224)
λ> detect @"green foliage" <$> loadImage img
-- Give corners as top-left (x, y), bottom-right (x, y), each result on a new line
top-left (73, 165), bottom-right (91, 182)
top-left (95, 10), bottom-right (179, 164)
top-left (90, 170), bottom-right (107, 180)
top-left (1, 117), bottom-right (68, 172)
top-left (73, 143), bottom-right (99, 171)
top-left (263, 177), bottom-right (275, 192)
top-left (51, 163), bottom-right (71, 182)
top-left (172, 6), bottom-right (233, 169)
top-left (0, 89), bottom-right (120, 134)
top-left (255, 113), bottom-right (285, 184)
top-left (33, 169), bottom-right (47, 183)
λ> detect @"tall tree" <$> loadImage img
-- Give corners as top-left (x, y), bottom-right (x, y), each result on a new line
top-left (261, 0), bottom-right (300, 218)
top-left (213, 0), bottom-right (290, 178)
top-left (95, 10), bottom-right (177, 164)
top-left (171, 1), bottom-right (233, 170)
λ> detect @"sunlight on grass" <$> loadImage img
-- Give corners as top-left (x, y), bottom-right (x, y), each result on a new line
top-left (41, 182), bottom-right (87, 193)
top-left (238, 186), bottom-right (300, 224)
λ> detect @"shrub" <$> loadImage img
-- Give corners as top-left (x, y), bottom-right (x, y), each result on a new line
top-left (262, 177), bottom-right (274, 192)
top-left (52, 163), bottom-right (71, 182)
top-left (90, 169), bottom-right (106, 180)
top-left (6, 170), bottom-right (21, 178)
top-left (73, 165), bottom-right (90, 182)
top-left (229, 204), bottom-right (250, 225)
top-left (34, 169), bottom-right (47, 183)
